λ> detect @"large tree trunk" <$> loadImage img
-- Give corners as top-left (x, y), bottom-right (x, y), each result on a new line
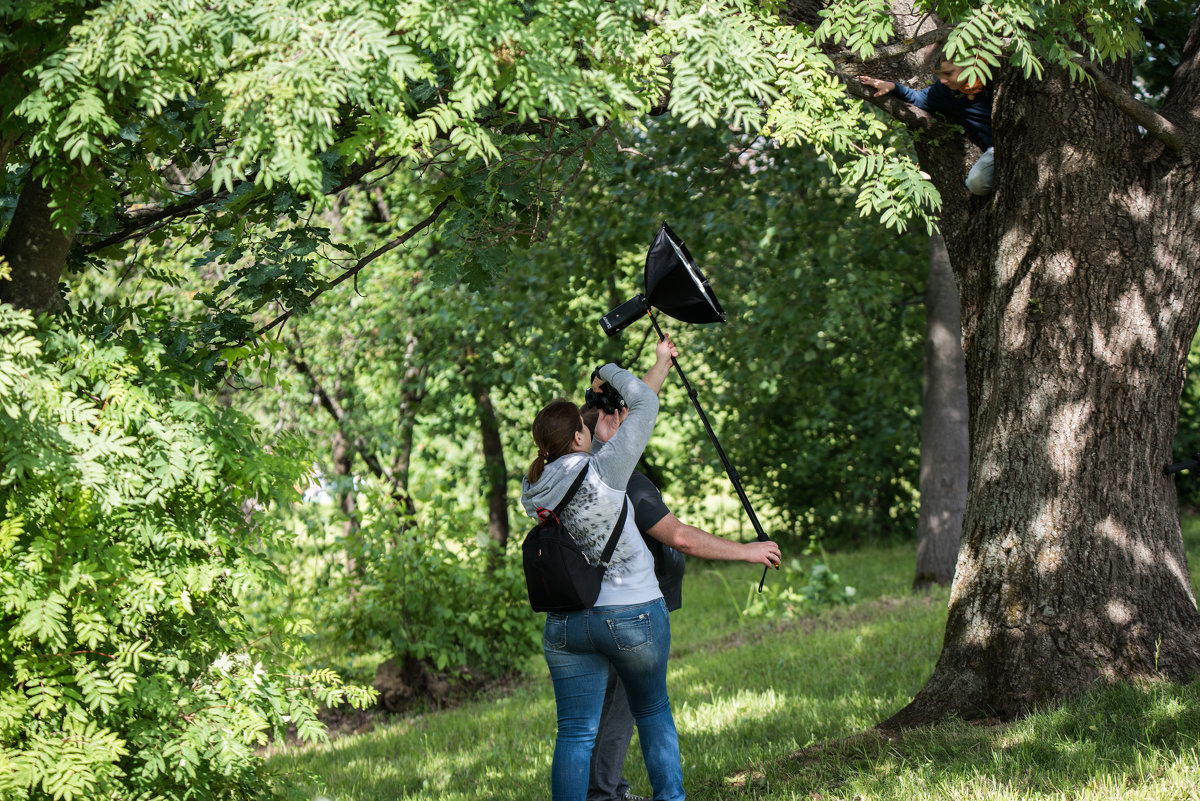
top-left (884, 28), bottom-right (1200, 726)
top-left (914, 233), bottom-right (969, 589)
top-left (0, 173), bottom-right (72, 314)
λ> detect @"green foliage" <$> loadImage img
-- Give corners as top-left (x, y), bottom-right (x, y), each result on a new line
top-left (711, 559), bottom-right (857, 620)
top-left (650, 2), bottom-right (781, 131)
top-left (2, 1), bottom-right (1194, 797)
top-left (843, 145), bottom-right (939, 233)
top-left (4, 0), bottom-right (1174, 337)
top-left (260, 478), bottom-right (542, 689)
top-left (2, 0), bottom-right (978, 329)
top-left (336, 494), bottom-right (540, 682)
top-left (790, 560), bottom-right (858, 608)
top-left (815, 0), bottom-right (897, 61)
top-left (0, 305), bottom-right (373, 801)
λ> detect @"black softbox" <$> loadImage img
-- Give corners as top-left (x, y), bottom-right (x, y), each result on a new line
top-left (600, 223), bottom-right (725, 336)
top-left (645, 223), bottom-right (726, 325)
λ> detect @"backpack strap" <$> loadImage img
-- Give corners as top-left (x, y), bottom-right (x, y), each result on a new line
top-left (553, 463), bottom-right (590, 516)
top-left (597, 500), bottom-right (628, 567)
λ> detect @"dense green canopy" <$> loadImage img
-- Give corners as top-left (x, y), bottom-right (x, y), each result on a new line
top-left (2, 0), bottom-right (1189, 797)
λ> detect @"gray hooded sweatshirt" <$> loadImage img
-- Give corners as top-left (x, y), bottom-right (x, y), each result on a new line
top-left (520, 363), bottom-right (662, 607)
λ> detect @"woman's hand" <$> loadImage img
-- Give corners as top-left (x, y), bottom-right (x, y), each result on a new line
top-left (642, 336), bottom-right (678, 395)
top-left (591, 366), bottom-right (607, 394)
top-left (595, 409), bottom-right (623, 442)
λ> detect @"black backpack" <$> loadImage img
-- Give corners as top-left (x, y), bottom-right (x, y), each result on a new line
top-left (522, 464), bottom-right (627, 613)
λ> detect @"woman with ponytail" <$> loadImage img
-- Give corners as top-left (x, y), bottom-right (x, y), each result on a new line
top-left (520, 337), bottom-right (684, 801)
top-left (526, 398), bottom-right (588, 485)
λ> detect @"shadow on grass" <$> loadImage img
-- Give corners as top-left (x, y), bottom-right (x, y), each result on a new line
top-left (269, 680), bottom-right (561, 800)
top-left (729, 681), bottom-right (1200, 800)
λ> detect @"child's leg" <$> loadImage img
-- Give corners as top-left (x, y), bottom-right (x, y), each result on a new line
top-left (966, 147), bottom-right (994, 195)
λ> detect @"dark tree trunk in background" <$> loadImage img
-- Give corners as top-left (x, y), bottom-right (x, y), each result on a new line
top-left (292, 348), bottom-right (420, 520)
top-left (883, 17), bottom-right (1200, 726)
top-left (914, 233), bottom-right (969, 589)
top-left (330, 390), bottom-right (363, 578)
top-left (392, 328), bottom-right (424, 521)
top-left (472, 381), bottom-right (510, 550)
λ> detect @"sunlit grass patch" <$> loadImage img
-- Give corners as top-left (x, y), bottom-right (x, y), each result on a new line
top-left (271, 531), bottom-right (1200, 800)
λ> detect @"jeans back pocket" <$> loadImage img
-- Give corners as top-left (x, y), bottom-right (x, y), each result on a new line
top-left (606, 611), bottom-right (653, 652)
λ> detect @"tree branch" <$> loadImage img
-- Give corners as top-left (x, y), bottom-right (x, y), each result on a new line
top-left (1072, 57), bottom-right (1188, 154)
top-left (79, 155), bottom-right (392, 256)
top-left (832, 27), bottom-right (949, 66)
top-left (1160, 8), bottom-right (1200, 149)
top-left (291, 353), bottom-right (380, 483)
top-left (290, 349), bottom-right (418, 514)
top-left (256, 194), bottom-right (453, 338)
top-left (291, 353), bottom-right (349, 424)
top-left (78, 188), bottom-right (219, 255)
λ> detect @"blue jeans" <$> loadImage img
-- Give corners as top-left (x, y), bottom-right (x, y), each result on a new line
top-left (588, 668), bottom-right (635, 801)
top-left (543, 598), bottom-right (684, 801)
top-left (966, 146), bottom-right (994, 195)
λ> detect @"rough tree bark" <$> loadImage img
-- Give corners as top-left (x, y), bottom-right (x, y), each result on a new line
top-left (870, 12), bottom-right (1200, 726)
top-left (914, 233), bottom-right (969, 589)
top-left (0, 173), bottom-right (72, 314)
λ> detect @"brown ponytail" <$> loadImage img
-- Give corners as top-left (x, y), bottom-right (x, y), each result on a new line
top-left (527, 398), bottom-right (584, 483)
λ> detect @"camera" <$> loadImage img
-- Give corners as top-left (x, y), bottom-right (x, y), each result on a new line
top-left (584, 384), bottom-right (627, 415)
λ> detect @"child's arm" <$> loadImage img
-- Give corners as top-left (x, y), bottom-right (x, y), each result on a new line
top-left (857, 75), bottom-right (895, 96)
top-left (857, 76), bottom-right (930, 108)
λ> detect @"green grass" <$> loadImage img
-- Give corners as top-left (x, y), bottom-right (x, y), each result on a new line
top-left (269, 529), bottom-right (1200, 800)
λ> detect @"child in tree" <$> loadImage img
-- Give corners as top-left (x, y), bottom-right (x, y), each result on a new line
top-left (858, 45), bottom-right (994, 195)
